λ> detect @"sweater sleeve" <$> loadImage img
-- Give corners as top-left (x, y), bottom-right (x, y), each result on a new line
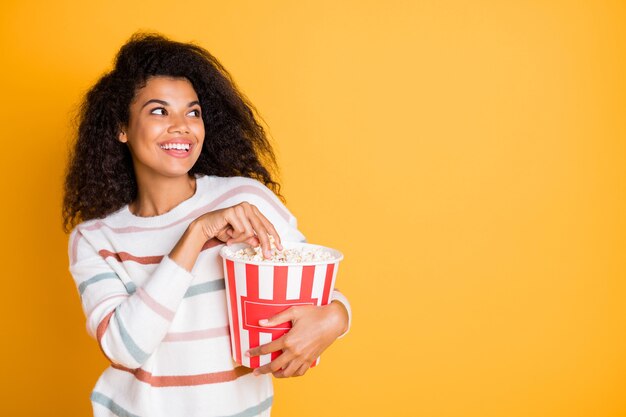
top-left (69, 228), bottom-right (195, 369)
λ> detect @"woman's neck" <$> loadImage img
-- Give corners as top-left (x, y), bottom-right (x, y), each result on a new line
top-left (130, 174), bottom-right (197, 217)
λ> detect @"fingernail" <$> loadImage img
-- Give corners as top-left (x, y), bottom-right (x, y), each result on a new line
top-left (259, 319), bottom-right (268, 325)
top-left (245, 350), bottom-right (251, 357)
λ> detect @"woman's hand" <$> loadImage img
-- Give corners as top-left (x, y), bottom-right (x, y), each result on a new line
top-left (195, 201), bottom-right (282, 257)
top-left (170, 202), bottom-right (282, 271)
top-left (246, 301), bottom-right (349, 378)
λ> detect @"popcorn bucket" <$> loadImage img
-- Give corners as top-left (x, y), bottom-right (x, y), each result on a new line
top-left (220, 242), bottom-right (343, 369)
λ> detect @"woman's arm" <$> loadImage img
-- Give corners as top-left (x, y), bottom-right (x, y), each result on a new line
top-left (70, 202), bottom-right (280, 369)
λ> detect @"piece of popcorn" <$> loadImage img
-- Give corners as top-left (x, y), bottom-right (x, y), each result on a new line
top-left (223, 235), bottom-right (334, 263)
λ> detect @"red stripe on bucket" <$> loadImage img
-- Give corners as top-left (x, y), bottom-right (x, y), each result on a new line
top-left (301, 265), bottom-right (315, 299)
top-left (271, 266), bottom-right (289, 361)
top-left (226, 260), bottom-right (242, 365)
top-left (246, 264), bottom-right (260, 368)
top-left (300, 265), bottom-right (319, 369)
top-left (273, 266), bottom-right (288, 300)
top-left (321, 263), bottom-right (335, 305)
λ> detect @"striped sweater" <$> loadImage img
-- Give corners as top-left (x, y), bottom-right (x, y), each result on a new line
top-left (68, 175), bottom-right (351, 417)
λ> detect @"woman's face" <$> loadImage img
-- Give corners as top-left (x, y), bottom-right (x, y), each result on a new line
top-left (119, 76), bottom-right (205, 183)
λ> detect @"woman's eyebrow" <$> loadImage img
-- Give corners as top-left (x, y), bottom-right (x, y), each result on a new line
top-left (141, 99), bottom-right (168, 109)
top-left (141, 99), bottom-right (201, 109)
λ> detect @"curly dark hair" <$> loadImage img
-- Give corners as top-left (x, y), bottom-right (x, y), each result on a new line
top-left (63, 32), bottom-right (282, 232)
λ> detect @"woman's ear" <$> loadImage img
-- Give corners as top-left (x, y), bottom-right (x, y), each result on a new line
top-left (118, 128), bottom-right (128, 143)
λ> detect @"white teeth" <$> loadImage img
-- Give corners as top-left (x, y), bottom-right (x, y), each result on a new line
top-left (161, 143), bottom-right (190, 151)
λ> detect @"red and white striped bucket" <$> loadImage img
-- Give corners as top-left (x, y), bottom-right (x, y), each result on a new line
top-left (220, 242), bottom-right (343, 369)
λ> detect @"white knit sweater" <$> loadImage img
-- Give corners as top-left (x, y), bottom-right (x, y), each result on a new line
top-left (68, 175), bottom-right (351, 417)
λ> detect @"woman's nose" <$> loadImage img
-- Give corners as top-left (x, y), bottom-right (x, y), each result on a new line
top-left (168, 113), bottom-right (190, 134)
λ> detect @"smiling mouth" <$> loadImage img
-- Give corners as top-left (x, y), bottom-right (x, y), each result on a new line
top-left (160, 143), bottom-right (191, 152)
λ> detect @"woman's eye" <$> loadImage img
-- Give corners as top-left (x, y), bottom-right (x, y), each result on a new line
top-left (150, 107), bottom-right (167, 115)
top-left (188, 109), bottom-right (201, 117)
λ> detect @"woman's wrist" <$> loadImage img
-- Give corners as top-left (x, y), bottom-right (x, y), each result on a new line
top-left (327, 300), bottom-right (350, 338)
top-left (169, 220), bottom-right (209, 271)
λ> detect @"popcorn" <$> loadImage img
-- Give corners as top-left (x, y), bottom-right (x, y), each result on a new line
top-left (223, 235), bottom-right (335, 263)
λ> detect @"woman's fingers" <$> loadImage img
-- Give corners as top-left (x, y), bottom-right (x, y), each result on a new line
top-left (248, 338), bottom-right (290, 376)
top-left (227, 203), bottom-right (279, 258)
top-left (251, 206), bottom-right (283, 251)
top-left (273, 362), bottom-right (310, 378)
top-left (273, 360), bottom-right (307, 378)
top-left (242, 235), bottom-right (260, 248)
top-left (295, 362), bottom-right (310, 377)
top-left (246, 213), bottom-right (272, 258)
top-left (246, 337), bottom-right (283, 358)
top-left (258, 307), bottom-right (296, 328)
top-left (215, 226), bottom-right (233, 243)
top-left (252, 355), bottom-right (290, 376)
top-left (225, 205), bottom-right (254, 241)
top-left (201, 202), bottom-right (281, 258)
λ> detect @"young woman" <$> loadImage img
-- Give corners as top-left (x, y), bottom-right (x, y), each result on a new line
top-left (64, 32), bottom-right (351, 417)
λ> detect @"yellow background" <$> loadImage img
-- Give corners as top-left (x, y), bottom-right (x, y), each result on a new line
top-left (1, 1), bottom-right (625, 416)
